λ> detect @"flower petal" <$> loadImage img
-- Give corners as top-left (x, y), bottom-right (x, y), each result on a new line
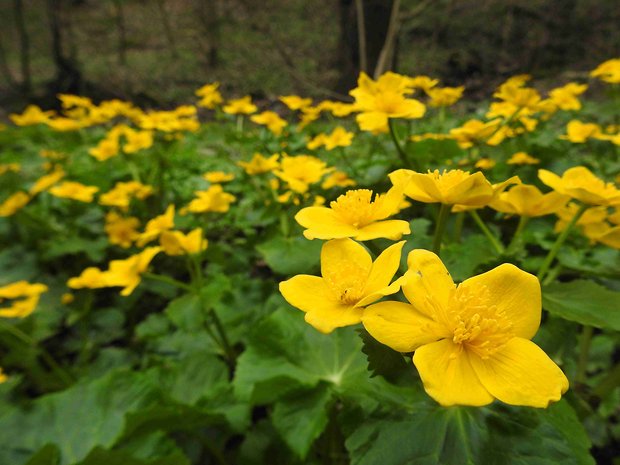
top-left (459, 263), bottom-right (540, 339)
top-left (304, 302), bottom-right (363, 334)
top-left (446, 171), bottom-right (493, 206)
top-left (402, 249), bottom-right (455, 318)
top-left (413, 339), bottom-right (494, 406)
top-left (470, 338), bottom-right (569, 408)
top-left (295, 207), bottom-right (359, 240)
top-left (355, 220), bottom-right (411, 241)
top-left (362, 301), bottom-right (444, 352)
top-left (321, 239), bottom-right (372, 284)
top-left (362, 241), bottom-right (405, 297)
top-left (279, 275), bottom-right (332, 314)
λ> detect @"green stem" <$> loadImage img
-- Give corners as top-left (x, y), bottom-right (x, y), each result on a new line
top-left (453, 212), bottom-right (465, 242)
top-left (593, 361), bottom-right (620, 399)
top-left (469, 210), bottom-right (504, 254)
top-left (432, 203), bottom-right (451, 256)
top-left (388, 119), bottom-right (411, 169)
top-left (143, 272), bottom-right (194, 292)
top-left (575, 326), bottom-right (594, 385)
top-left (0, 321), bottom-right (74, 386)
top-left (536, 203), bottom-right (588, 281)
top-left (507, 215), bottom-right (529, 251)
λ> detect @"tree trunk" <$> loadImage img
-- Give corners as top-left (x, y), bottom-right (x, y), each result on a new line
top-left (46, 0), bottom-right (83, 94)
top-left (13, 0), bottom-right (32, 95)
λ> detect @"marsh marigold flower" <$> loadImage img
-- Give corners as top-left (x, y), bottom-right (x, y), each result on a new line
top-left (187, 185), bottom-right (236, 213)
top-left (590, 58), bottom-right (620, 84)
top-left (559, 120), bottom-right (602, 143)
top-left (507, 152), bottom-right (540, 165)
top-left (250, 111), bottom-right (287, 135)
top-left (49, 181), bottom-right (99, 203)
top-left (160, 228), bottom-right (208, 256)
top-left (223, 96), bottom-right (257, 115)
top-left (9, 105), bottom-right (54, 126)
top-left (350, 72), bottom-right (425, 133)
top-left (0, 192), bottom-right (31, 217)
top-left (195, 82), bottom-right (223, 109)
top-left (237, 153), bottom-right (279, 175)
top-left (0, 281), bottom-right (48, 318)
top-left (279, 239), bottom-right (405, 333)
top-left (105, 211), bottom-right (140, 248)
top-left (203, 171), bottom-right (234, 183)
top-left (280, 95), bottom-right (312, 111)
top-left (490, 184), bottom-right (568, 217)
top-left (273, 155), bottom-right (332, 194)
top-left (29, 167), bottom-right (65, 195)
top-left (321, 171), bottom-right (356, 190)
top-left (363, 250), bottom-right (569, 407)
top-left (390, 168), bottom-right (497, 208)
top-left (539, 166), bottom-right (620, 206)
top-left (136, 205), bottom-right (175, 246)
top-left (295, 188), bottom-right (410, 241)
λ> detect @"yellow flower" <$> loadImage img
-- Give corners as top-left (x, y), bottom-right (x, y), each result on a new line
top-left (187, 185), bottom-right (236, 213)
top-left (350, 72), bottom-right (425, 133)
top-left (321, 171), bottom-right (356, 189)
top-left (280, 95), bottom-right (312, 111)
top-left (136, 205), bottom-right (175, 246)
top-left (29, 167), bottom-right (65, 195)
top-left (426, 86), bottom-right (464, 107)
top-left (554, 202), bottom-right (608, 234)
top-left (295, 188), bottom-right (410, 241)
top-left (195, 82), bottom-right (223, 109)
top-left (407, 75), bottom-right (439, 92)
top-left (390, 168), bottom-right (497, 208)
top-left (203, 171), bottom-right (235, 183)
top-left (67, 267), bottom-right (111, 290)
top-left (323, 126), bottom-right (354, 150)
top-left (0, 368), bottom-right (8, 383)
top-left (61, 293), bottom-right (74, 305)
top-left (223, 96), bottom-right (257, 115)
top-left (474, 158), bottom-right (496, 170)
top-left (160, 228), bottom-right (208, 256)
top-left (237, 153), bottom-right (280, 175)
top-left (106, 247), bottom-right (162, 296)
top-left (273, 155), bottom-right (332, 194)
top-left (49, 181), bottom-right (99, 203)
top-left (89, 135), bottom-right (120, 161)
top-left (123, 129), bottom-right (154, 154)
top-left (0, 192), bottom-right (31, 217)
top-left (0, 163), bottom-right (20, 175)
top-left (99, 181), bottom-right (153, 209)
top-left (548, 83), bottom-right (588, 111)
top-left (105, 211), bottom-right (140, 248)
top-left (362, 249), bottom-right (568, 407)
top-left (250, 111), bottom-right (287, 135)
top-left (449, 119), bottom-right (504, 149)
top-left (0, 281), bottom-right (48, 318)
top-left (298, 106), bottom-right (322, 128)
top-left (9, 105), bottom-right (55, 126)
top-left (490, 184), bottom-right (568, 217)
top-left (410, 133), bottom-right (452, 142)
top-left (507, 152), bottom-right (540, 165)
top-left (559, 120), bottom-right (602, 143)
top-left (590, 58), bottom-right (620, 84)
top-left (307, 133), bottom-right (326, 150)
top-left (279, 239), bottom-right (405, 333)
top-left (46, 117), bottom-right (84, 132)
top-left (539, 166), bottom-right (620, 206)
top-left (58, 93), bottom-right (92, 109)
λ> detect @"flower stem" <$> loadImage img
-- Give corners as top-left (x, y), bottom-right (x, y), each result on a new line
top-left (432, 203), bottom-right (451, 256)
top-left (507, 215), bottom-right (529, 252)
top-left (453, 212), bottom-right (465, 242)
top-left (536, 203), bottom-right (588, 281)
top-left (388, 119), bottom-right (411, 169)
top-left (469, 210), bottom-right (504, 254)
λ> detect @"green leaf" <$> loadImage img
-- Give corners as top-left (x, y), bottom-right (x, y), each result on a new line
top-left (346, 401), bottom-right (594, 465)
top-left (358, 328), bottom-right (409, 383)
top-left (272, 385), bottom-right (332, 459)
top-left (42, 236), bottom-right (108, 262)
top-left (24, 445), bottom-right (60, 465)
top-left (441, 234), bottom-right (496, 282)
top-left (542, 280), bottom-right (620, 330)
top-left (164, 293), bottom-right (204, 330)
top-left (0, 370), bottom-right (160, 465)
top-left (256, 236), bottom-right (322, 275)
top-left (75, 448), bottom-right (189, 465)
top-left (233, 308), bottom-right (367, 404)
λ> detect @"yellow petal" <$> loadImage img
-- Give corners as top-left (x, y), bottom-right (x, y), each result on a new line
top-left (470, 338), bottom-right (569, 408)
top-left (459, 263), bottom-right (540, 339)
top-left (321, 239), bottom-right (371, 285)
top-left (354, 220), bottom-right (411, 241)
top-left (446, 171), bottom-right (493, 206)
top-left (402, 249), bottom-right (455, 318)
top-left (362, 241), bottom-right (405, 296)
top-left (362, 301), bottom-right (444, 352)
top-left (279, 275), bottom-right (332, 314)
top-left (402, 171), bottom-right (443, 203)
top-left (304, 302), bottom-right (363, 334)
top-left (538, 169), bottom-right (564, 193)
top-left (296, 207), bottom-right (359, 240)
top-left (413, 339), bottom-right (494, 406)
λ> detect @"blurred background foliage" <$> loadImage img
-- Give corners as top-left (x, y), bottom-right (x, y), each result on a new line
top-left (0, 0), bottom-right (619, 114)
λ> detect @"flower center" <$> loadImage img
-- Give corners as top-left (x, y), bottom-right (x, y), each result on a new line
top-left (330, 189), bottom-right (378, 228)
top-left (445, 285), bottom-right (513, 359)
top-left (324, 262), bottom-right (367, 305)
